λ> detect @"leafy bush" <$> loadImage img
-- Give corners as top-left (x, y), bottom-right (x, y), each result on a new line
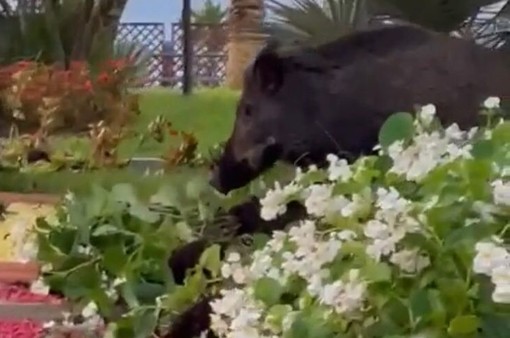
top-left (208, 98), bottom-right (510, 337)
top-left (33, 180), bottom-right (225, 336)
top-left (0, 59), bottom-right (140, 133)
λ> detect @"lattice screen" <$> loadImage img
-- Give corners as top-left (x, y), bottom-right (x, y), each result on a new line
top-left (116, 23), bottom-right (165, 87)
top-left (168, 23), bottom-right (228, 88)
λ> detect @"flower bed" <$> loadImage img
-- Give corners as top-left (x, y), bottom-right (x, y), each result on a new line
top-left (208, 98), bottom-right (510, 337)
top-left (0, 60), bottom-right (139, 133)
top-left (28, 97), bottom-right (510, 337)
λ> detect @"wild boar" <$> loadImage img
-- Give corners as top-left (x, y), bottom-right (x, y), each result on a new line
top-left (209, 24), bottom-right (510, 194)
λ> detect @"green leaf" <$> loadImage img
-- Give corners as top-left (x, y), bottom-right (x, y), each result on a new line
top-left (86, 185), bottom-right (109, 217)
top-left (92, 224), bottom-right (120, 237)
top-left (120, 278), bottom-right (140, 308)
top-left (266, 304), bottom-right (293, 329)
top-left (410, 289), bottom-right (431, 324)
top-left (480, 313), bottom-right (510, 338)
top-left (362, 261), bottom-right (392, 282)
top-left (150, 184), bottom-right (182, 208)
top-left (62, 264), bottom-right (101, 300)
top-left (186, 175), bottom-right (209, 200)
top-left (111, 183), bottom-right (139, 205)
top-left (198, 244), bottom-right (222, 278)
top-left (128, 203), bottom-right (160, 223)
top-left (491, 121), bottom-right (510, 144)
top-left (471, 139), bottom-right (495, 159)
top-left (427, 289), bottom-right (447, 327)
top-left (134, 282), bottom-right (166, 304)
top-left (253, 233), bottom-right (271, 250)
top-left (133, 308), bottom-right (159, 338)
top-left (378, 112), bottom-right (415, 148)
top-left (448, 315), bottom-right (480, 336)
top-left (288, 312), bottom-right (335, 338)
top-left (438, 278), bottom-right (469, 315)
top-left (444, 221), bottom-right (494, 249)
top-left (102, 243), bottom-right (127, 275)
top-left (175, 221), bottom-right (194, 242)
top-left (253, 277), bottom-right (284, 306)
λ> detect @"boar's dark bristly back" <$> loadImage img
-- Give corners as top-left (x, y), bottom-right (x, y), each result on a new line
top-left (211, 24), bottom-right (510, 195)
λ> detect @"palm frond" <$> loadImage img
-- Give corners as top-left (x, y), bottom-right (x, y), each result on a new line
top-left (265, 0), bottom-right (371, 47)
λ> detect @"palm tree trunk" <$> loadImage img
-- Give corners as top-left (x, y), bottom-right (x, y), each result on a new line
top-left (226, 0), bottom-right (265, 90)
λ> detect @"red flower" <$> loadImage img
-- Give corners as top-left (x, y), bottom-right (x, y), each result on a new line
top-left (97, 72), bottom-right (110, 85)
top-left (108, 59), bottom-right (128, 70)
top-left (70, 61), bottom-right (86, 71)
top-left (84, 80), bottom-right (93, 92)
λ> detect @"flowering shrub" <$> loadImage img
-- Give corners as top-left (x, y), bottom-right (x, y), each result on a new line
top-left (209, 98), bottom-right (510, 337)
top-left (0, 59), bottom-right (140, 133)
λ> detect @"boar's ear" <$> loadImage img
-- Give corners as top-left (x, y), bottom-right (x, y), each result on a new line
top-left (252, 43), bottom-right (286, 94)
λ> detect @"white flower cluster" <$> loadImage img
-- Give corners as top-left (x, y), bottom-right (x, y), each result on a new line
top-left (260, 154), bottom-right (360, 222)
top-left (473, 238), bottom-right (510, 303)
top-left (210, 220), bottom-right (366, 338)
top-left (211, 99), bottom-right (510, 337)
top-left (388, 104), bottom-right (475, 182)
top-left (492, 179), bottom-right (510, 207)
top-left (364, 187), bottom-right (429, 272)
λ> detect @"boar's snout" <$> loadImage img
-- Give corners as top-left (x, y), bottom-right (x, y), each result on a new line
top-left (208, 155), bottom-right (257, 195)
top-left (209, 137), bottom-right (281, 194)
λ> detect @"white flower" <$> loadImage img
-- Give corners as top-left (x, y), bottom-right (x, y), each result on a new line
top-left (319, 281), bottom-right (343, 306)
top-left (232, 266), bottom-right (248, 284)
top-left (77, 244), bottom-right (92, 255)
top-left (42, 320), bottom-right (56, 329)
top-left (326, 154), bottom-right (352, 182)
top-left (418, 104), bottom-right (436, 125)
top-left (390, 248), bottom-right (430, 274)
top-left (386, 128), bottom-right (467, 181)
top-left (81, 301), bottom-right (98, 319)
top-left (492, 283), bottom-right (510, 304)
top-left (319, 270), bottom-right (366, 315)
top-left (491, 265), bottom-right (510, 303)
top-left (484, 96), bottom-right (501, 109)
top-left (366, 237), bottom-right (398, 261)
top-left (260, 182), bottom-right (301, 221)
top-left (445, 123), bottom-right (464, 140)
top-left (445, 143), bottom-right (472, 160)
top-left (467, 127), bottom-right (479, 139)
top-left (364, 220), bottom-right (391, 239)
top-left (492, 180), bottom-right (510, 207)
top-left (303, 184), bottom-right (333, 217)
top-left (336, 230), bottom-right (357, 241)
top-left (376, 187), bottom-right (409, 213)
top-left (473, 241), bottom-right (510, 276)
top-left (491, 265), bottom-right (510, 285)
top-left (30, 277), bottom-right (49, 295)
top-left (112, 277), bottom-right (126, 287)
top-left (227, 252), bottom-right (241, 263)
top-left (41, 263), bottom-right (53, 273)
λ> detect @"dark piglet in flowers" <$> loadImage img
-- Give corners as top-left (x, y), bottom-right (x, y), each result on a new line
top-left (210, 24), bottom-right (510, 194)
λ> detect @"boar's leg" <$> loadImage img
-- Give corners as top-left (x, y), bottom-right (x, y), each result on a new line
top-left (167, 197), bottom-right (306, 286)
top-left (161, 295), bottom-right (218, 338)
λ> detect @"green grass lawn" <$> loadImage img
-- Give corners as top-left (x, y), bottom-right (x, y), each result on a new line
top-left (55, 87), bottom-right (240, 158)
top-left (0, 87), bottom-right (241, 194)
